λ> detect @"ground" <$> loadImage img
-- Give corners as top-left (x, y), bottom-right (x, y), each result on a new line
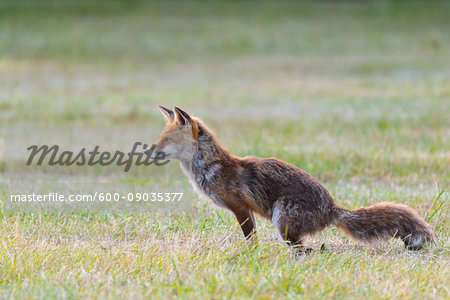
top-left (0, 1), bottom-right (449, 299)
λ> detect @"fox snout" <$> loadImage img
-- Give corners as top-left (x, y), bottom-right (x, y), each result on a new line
top-left (143, 145), bottom-right (163, 159)
top-left (143, 145), bottom-right (170, 167)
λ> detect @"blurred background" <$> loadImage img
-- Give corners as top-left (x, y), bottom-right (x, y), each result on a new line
top-left (0, 0), bottom-right (449, 204)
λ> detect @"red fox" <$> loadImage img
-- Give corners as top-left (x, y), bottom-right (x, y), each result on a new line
top-left (147, 106), bottom-right (435, 253)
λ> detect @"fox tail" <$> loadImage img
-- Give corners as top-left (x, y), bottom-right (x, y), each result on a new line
top-left (335, 202), bottom-right (434, 250)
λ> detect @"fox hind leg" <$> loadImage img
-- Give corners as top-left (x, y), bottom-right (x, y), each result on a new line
top-left (272, 201), bottom-right (312, 255)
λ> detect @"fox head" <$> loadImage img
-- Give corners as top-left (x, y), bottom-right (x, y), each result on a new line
top-left (149, 106), bottom-right (199, 162)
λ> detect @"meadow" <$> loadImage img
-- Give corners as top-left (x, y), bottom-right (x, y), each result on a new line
top-left (0, 1), bottom-right (449, 299)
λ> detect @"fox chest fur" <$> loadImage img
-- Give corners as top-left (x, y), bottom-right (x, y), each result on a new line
top-left (180, 151), bottom-right (228, 209)
top-left (180, 148), bottom-right (281, 219)
top-left (180, 149), bottom-right (270, 216)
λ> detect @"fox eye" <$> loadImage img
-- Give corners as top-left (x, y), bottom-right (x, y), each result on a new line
top-left (164, 137), bottom-right (171, 142)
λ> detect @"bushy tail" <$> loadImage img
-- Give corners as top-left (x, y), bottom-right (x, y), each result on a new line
top-left (335, 202), bottom-right (435, 250)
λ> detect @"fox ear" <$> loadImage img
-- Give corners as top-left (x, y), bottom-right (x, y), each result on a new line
top-left (173, 107), bottom-right (192, 126)
top-left (158, 105), bottom-right (174, 123)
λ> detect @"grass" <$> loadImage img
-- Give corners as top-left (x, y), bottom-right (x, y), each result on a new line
top-left (0, 1), bottom-right (449, 299)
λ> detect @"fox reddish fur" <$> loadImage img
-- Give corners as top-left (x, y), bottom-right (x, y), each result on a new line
top-left (149, 106), bottom-right (435, 252)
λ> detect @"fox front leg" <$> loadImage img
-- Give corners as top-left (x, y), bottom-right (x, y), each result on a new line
top-left (232, 207), bottom-right (257, 244)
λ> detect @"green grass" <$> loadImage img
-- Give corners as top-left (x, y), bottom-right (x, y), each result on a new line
top-left (0, 1), bottom-right (449, 299)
